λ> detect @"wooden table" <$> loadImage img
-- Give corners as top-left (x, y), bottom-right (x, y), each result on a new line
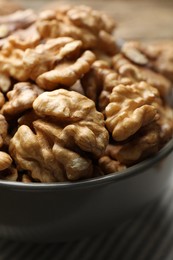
top-left (16, 0), bottom-right (173, 41)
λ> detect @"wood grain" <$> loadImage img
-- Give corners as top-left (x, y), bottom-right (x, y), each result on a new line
top-left (16, 0), bottom-right (173, 41)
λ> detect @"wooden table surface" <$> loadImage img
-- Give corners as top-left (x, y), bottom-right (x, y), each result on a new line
top-left (16, 0), bottom-right (173, 41)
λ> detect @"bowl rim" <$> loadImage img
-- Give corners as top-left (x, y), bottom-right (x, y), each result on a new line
top-left (0, 138), bottom-right (173, 191)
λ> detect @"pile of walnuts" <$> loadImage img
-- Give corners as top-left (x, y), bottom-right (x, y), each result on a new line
top-left (0, 5), bottom-right (172, 182)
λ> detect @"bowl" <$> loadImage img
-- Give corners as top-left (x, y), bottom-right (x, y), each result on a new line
top-left (0, 137), bottom-right (172, 243)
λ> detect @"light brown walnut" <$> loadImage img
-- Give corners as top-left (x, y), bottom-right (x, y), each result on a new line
top-left (9, 125), bottom-right (66, 182)
top-left (33, 89), bottom-right (109, 157)
top-left (0, 114), bottom-right (8, 148)
top-left (0, 47), bottom-right (26, 81)
top-left (23, 37), bottom-right (82, 81)
top-left (113, 54), bottom-right (172, 99)
top-left (105, 81), bottom-right (161, 141)
top-left (2, 82), bottom-right (43, 116)
top-left (36, 50), bottom-right (96, 90)
top-left (122, 41), bottom-right (173, 81)
top-left (10, 89), bottom-right (108, 182)
top-left (36, 6), bottom-right (116, 52)
top-left (37, 10), bottom-right (99, 49)
top-left (66, 5), bottom-right (115, 34)
top-left (114, 123), bottom-right (160, 165)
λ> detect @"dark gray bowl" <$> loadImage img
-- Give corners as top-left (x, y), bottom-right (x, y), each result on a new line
top-left (0, 138), bottom-right (173, 243)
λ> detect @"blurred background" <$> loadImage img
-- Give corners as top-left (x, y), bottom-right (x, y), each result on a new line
top-left (7, 0), bottom-right (173, 41)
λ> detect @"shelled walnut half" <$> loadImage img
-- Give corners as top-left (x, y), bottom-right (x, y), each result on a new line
top-left (10, 89), bottom-right (109, 182)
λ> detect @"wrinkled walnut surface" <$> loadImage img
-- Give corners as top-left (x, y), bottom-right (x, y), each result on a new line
top-left (0, 4), bottom-right (172, 183)
top-left (10, 89), bottom-right (109, 182)
top-left (105, 81), bottom-right (161, 141)
top-left (2, 82), bottom-right (43, 115)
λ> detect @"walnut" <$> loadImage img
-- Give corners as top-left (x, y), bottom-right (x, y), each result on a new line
top-left (113, 54), bottom-right (172, 99)
top-left (122, 42), bottom-right (148, 65)
top-left (66, 5), bottom-right (115, 33)
top-left (33, 89), bottom-right (108, 156)
top-left (114, 123), bottom-right (160, 165)
top-left (122, 41), bottom-right (173, 81)
top-left (0, 47), bottom-right (26, 81)
top-left (99, 155), bottom-right (126, 175)
top-left (52, 142), bottom-right (93, 181)
top-left (0, 151), bottom-right (12, 171)
top-left (36, 5), bottom-right (116, 51)
top-left (0, 115), bottom-right (8, 148)
top-left (2, 82), bottom-right (43, 116)
top-left (10, 89), bottom-right (109, 182)
top-left (149, 42), bottom-right (173, 81)
top-left (157, 105), bottom-right (173, 145)
top-left (23, 37), bottom-right (83, 81)
top-left (105, 81), bottom-right (161, 141)
top-left (0, 9), bottom-right (37, 38)
top-left (36, 10), bottom-right (98, 49)
top-left (9, 125), bottom-right (67, 182)
top-left (36, 50), bottom-right (96, 90)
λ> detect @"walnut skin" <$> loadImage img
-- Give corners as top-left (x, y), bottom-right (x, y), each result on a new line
top-left (2, 82), bottom-right (43, 116)
top-left (105, 81), bottom-right (161, 141)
